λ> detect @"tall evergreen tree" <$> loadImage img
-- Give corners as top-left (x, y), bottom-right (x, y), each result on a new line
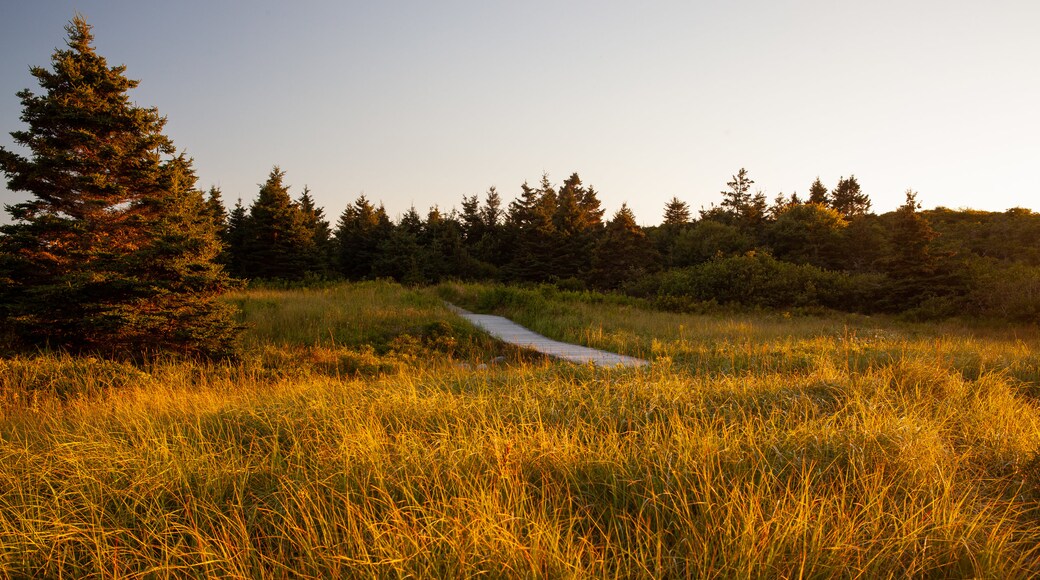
top-left (657, 196), bottom-right (691, 268)
top-left (475, 186), bottom-right (505, 267)
top-left (590, 204), bottom-right (658, 289)
top-left (205, 186), bottom-right (228, 240)
top-left (552, 173), bottom-right (600, 279)
top-left (720, 168), bottom-right (755, 216)
top-left (224, 198), bottom-right (249, 273)
top-left (881, 189), bottom-right (944, 309)
top-left (807, 177), bottom-right (829, 205)
top-left (334, 194), bottom-right (391, 279)
top-left (712, 168), bottom-right (767, 232)
top-left (460, 194), bottom-right (483, 247)
top-left (240, 167), bottom-right (312, 280)
top-left (0, 17), bottom-right (236, 357)
top-left (662, 197), bottom-right (691, 226)
top-left (459, 187), bottom-right (505, 272)
top-left (830, 175), bottom-right (871, 219)
top-left (373, 206), bottom-right (424, 283)
top-left (297, 186), bottom-right (333, 276)
top-left (505, 180), bottom-right (557, 282)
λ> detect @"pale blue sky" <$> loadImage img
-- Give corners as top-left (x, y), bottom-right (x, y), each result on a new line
top-left (2, 1), bottom-right (1038, 225)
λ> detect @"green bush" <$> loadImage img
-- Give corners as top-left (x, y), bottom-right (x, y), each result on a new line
top-left (637, 252), bottom-right (885, 311)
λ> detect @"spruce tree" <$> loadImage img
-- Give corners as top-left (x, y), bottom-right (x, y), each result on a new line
top-left (662, 197), bottom-right (691, 226)
top-left (205, 187), bottom-right (228, 236)
top-left (590, 204), bottom-right (658, 289)
top-left (240, 167), bottom-right (312, 280)
top-left (807, 177), bottom-right (829, 205)
top-left (881, 189), bottom-right (942, 309)
top-left (716, 168), bottom-right (767, 232)
top-left (552, 173), bottom-right (589, 278)
top-left (658, 196), bottom-right (692, 268)
top-left (297, 186), bottom-right (333, 276)
top-left (505, 179), bottom-right (558, 282)
top-left (830, 175), bottom-right (871, 219)
top-left (373, 207), bottom-right (424, 283)
top-left (0, 17), bottom-right (237, 357)
top-left (334, 195), bottom-right (391, 279)
top-left (224, 198), bottom-right (249, 274)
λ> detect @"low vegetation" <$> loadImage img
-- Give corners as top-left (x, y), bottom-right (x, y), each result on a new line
top-left (2, 281), bottom-right (1039, 577)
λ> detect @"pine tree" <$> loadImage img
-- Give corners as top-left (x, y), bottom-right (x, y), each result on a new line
top-left (505, 179), bottom-right (557, 282)
top-left (297, 186), bottom-right (333, 276)
top-left (475, 186), bottom-right (505, 267)
top-left (240, 167), bottom-right (312, 280)
top-left (0, 17), bottom-right (237, 357)
top-left (662, 197), bottom-right (691, 226)
top-left (881, 189), bottom-right (942, 309)
top-left (830, 175), bottom-right (871, 219)
top-left (334, 195), bottom-right (391, 279)
top-left (205, 186), bottom-right (228, 240)
top-left (224, 198), bottom-right (249, 274)
top-left (807, 177), bottom-right (829, 205)
top-left (422, 206), bottom-right (469, 281)
top-left (590, 204), bottom-right (658, 289)
top-left (657, 196), bottom-right (691, 268)
top-left (372, 207), bottom-right (423, 283)
top-left (714, 168), bottom-right (767, 232)
top-left (460, 194), bottom-right (483, 246)
top-left (720, 168), bottom-right (755, 217)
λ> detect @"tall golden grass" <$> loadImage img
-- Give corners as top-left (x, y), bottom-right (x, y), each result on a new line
top-left (1, 280), bottom-right (1038, 577)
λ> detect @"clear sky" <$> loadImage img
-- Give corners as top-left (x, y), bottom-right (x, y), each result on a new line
top-left (2, 1), bottom-right (1038, 225)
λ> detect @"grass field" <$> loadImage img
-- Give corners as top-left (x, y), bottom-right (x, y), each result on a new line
top-left (1, 280), bottom-right (1039, 577)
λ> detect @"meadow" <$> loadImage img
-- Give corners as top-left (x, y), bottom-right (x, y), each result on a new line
top-left (1, 280), bottom-right (1039, 578)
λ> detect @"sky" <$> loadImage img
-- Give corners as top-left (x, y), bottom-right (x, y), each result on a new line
top-left (1, 1), bottom-right (1038, 226)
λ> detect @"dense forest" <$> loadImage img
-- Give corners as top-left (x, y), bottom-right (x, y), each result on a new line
top-left (1, 17), bottom-right (1037, 361)
top-left (217, 166), bottom-right (1040, 322)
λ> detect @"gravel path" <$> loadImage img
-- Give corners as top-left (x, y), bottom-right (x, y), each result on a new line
top-left (446, 303), bottom-right (649, 368)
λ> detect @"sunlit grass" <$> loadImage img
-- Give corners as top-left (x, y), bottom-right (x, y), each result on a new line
top-left (1, 280), bottom-right (1038, 577)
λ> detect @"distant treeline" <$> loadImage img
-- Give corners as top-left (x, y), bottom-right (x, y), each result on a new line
top-left (215, 167), bottom-right (1040, 321)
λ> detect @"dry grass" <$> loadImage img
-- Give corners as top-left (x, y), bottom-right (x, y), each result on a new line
top-left (1, 280), bottom-right (1038, 577)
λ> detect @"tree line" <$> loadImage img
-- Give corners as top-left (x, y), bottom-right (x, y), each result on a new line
top-left (217, 163), bottom-right (1040, 321)
top-left (216, 169), bottom-right (655, 291)
top-left (2, 17), bottom-right (1037, 360)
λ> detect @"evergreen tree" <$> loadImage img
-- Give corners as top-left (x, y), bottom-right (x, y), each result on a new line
top-left (662, 197), bottom-right (691, 226)
top-left (590, 204), bottom-right (658, 289)
top-left (0, 17), bottom-right (237, 357)
top-left (224, 198), bottom-right (248, 274)
top-left (297, 186), bottom-right (333, 276)
top-left (807, 177), bottom-right (829, 205)
top-left (505, 180), bottom-right (557, 282)
top-left (475, 186), bottom-right (505, 268)
top-left (552, 173), bottom-right (602, 280)
top-left (657, 196), bottom-right (691, 268)
top-left (459, 187), bottom-right (504, 274)
top-left (240, 167), bottom-right (312, 280)
top-left (720, 168), bottom-right (754, 217)
top-left (334, 195), bottom-right (391, 279)
top-left (422, 206), bottom-right (468, 281)
top-left (712, 168), bottom-right (767, 232)
top-left (460, 194), bottom-right (483, 247)
top-left (373, 207), bottom-right (424, 283)
top-left (767, 192), bottom-right (797, 221)
top-left (205, 186), bottom-right (228, 240)
top-left (830, 175), bottom-right (871, 219)
top-left (881, 189), bottom-right (942, 309)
